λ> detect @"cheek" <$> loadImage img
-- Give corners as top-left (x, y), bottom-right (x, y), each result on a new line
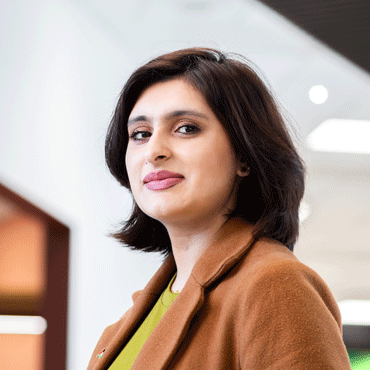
top-left (193, 141), bottom-right (237, 177)
top-left (188, 143), bottom-right (238, 200)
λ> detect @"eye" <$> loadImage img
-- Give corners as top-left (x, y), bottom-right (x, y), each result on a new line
top-left (176, 124), bottom-right (200, 135)
top-left (129, 130), bottom-right (151, 141)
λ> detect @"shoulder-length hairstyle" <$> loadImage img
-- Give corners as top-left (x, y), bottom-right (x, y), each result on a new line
top-left (106, 47), bottom-right (305, 256)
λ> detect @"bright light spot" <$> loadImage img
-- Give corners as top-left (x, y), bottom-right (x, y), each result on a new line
top-left (338, 300), bottom-right (370, 326)
top-left (307, 119), bottom-right (370, 154)
top-left (299, 201), bottom-right (310, 223)
top-left (0, 315), bottom-right (47, 334)
top-left (309, 85), bottom-right (328, 104)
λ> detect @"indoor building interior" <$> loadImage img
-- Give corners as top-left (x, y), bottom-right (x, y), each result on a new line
top-left (1, 1), bottom-right (369, 369)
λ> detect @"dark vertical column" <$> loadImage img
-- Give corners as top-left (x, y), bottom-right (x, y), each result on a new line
top-left (43, 223), bottom-right (70, 370)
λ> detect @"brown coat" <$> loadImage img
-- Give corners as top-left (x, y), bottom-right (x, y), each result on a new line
top-left (87, 218), bottom-right (351, 369)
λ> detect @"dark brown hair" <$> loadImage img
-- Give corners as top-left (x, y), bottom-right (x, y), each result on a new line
top-left (105, 47), bottom-right (305, 256)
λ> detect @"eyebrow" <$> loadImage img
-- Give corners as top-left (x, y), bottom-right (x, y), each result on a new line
top-left (127, 109), bottom-right (209, 126)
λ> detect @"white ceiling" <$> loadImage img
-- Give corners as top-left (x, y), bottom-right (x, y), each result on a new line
top-left (71, 0), bottom-right (370, 151)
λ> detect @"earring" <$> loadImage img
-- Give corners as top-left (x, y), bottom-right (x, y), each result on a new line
top-left (237, 165), bottom-right (250, 177)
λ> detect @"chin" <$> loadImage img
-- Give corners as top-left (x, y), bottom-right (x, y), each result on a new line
top-left (139, 194), bottom-right (187, 217)
top-left (143, 204), bottom-right (193, 225)
top-left (146, 210), bottom-right (183, 224)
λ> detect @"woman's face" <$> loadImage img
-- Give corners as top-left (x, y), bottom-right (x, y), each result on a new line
top-left (125, 78), bottom-right (244, 226)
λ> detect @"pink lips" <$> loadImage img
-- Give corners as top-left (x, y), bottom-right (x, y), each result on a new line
top-left (143, 170), bottom-right (184, 191)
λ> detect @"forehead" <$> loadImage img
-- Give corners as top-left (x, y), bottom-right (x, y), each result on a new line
top-left (128, 79), bottom-right (214, 119)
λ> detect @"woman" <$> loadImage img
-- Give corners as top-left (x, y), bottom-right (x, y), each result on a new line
top-left (88, 48), bottom-right (351, 369)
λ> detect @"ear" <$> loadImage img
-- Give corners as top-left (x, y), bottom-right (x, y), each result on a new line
top-left (237, 164), bottom-right (250, 177)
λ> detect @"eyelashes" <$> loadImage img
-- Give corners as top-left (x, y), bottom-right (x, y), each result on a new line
top-left (176, 124), bottom-right (200, 135)
top-left (129, 130), bottom-right (150, 141)
top-left (129, 123), bottom-right (201, 142)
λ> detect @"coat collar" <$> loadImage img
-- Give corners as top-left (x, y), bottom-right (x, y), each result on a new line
top-left (192, 217), bottom-right (255, 287)
top-left (91, 217), bottom-right (256, 370)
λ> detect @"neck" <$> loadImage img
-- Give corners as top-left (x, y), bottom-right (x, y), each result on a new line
top-left (164, 214), bottom-right (229, 293)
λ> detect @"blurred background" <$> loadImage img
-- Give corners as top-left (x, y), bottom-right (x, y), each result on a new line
top-left (0, 0), bottom-right (369, 369)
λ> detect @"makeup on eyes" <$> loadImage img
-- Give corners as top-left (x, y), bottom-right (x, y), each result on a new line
top-left (128, 120), bottom-right (202, 142)
top-left (127, 109), bottom-right (209, 127)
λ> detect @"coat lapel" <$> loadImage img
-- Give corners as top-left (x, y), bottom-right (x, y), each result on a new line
top-left (131, 218), bottom-right (256, 369)
top-left (132, 274), bottom-right (205, 369)
top-left (90, 217), bottom-right (256, 370)
top-left (91, 255), bottom-right (176, 370)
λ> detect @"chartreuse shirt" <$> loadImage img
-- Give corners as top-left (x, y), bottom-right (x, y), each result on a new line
top-left (108, 273), bottom-right (179, 369)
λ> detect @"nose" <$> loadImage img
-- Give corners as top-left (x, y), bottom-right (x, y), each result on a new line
top-left (144, 131), bottom-right (172, 164)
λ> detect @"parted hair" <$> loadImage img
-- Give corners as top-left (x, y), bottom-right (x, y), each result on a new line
top-left (105, 47), bottom-right (305, 256)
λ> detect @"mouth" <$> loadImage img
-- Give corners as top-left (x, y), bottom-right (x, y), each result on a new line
top-left (143, 170), bottom-right (184, 191)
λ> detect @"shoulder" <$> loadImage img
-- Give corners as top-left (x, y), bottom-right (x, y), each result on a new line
top-left (237, 237), bottom-right (340, 316)
top-left (239, 237), bottom-right (327, 289)
top-left (232, 237), bottom-right (344, 350)
top-left (260, 238), bottom-right (332, 290)
top-left (234, 238), bottom-right (351, 368)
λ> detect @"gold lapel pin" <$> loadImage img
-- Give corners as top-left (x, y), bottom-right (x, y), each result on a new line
top-left (97, 348), bottom-right (106, 359)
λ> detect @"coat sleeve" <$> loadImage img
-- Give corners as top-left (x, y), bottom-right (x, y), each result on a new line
top-left (238, 259), bottom-right (351, 370)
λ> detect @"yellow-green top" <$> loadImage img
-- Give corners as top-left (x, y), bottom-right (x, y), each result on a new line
top-left (108, 273), bottom-right (179, 369)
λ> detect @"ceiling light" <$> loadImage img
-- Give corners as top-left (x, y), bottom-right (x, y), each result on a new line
top-left (338, 300), bottom-right (370, 326)
top-left (0, 315), bottom-right (47, 335)
top-left (309, 85), bottom-right (328, 104)
top-left (306, 119), bottom-right (370, 154)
